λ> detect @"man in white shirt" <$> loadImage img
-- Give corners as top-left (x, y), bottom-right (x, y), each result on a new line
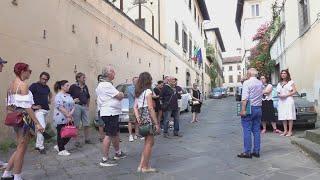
top-left (96, 65), bottom-right (126, 167)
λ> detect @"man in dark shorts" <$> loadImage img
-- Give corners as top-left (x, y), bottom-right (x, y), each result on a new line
top-left (153, 80), bottom-right (164, 128)
top-left (96, 66), bottom-right (127, 167)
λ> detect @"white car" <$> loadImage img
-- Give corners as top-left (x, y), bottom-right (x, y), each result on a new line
top-left (116, 84), bottom-right (131, 129)
top-left (180, 88), bottom-right (192, 112)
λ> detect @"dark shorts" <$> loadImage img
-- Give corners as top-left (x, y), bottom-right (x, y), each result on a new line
top-left (102, 115), bottom-right (120, 137)
top-left (128, 109), bottom-right (136, 123)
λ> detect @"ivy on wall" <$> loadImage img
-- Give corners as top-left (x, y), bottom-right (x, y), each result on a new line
top-left (249, 1), bottom-right (283, 78)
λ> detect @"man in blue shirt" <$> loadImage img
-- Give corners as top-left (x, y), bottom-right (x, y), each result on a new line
top-left (238, 68), bottom-right (263, 158)
top-left (29, 72), bottom-right (52, 154)
top-left (128, 77), bottom-right (139, 142)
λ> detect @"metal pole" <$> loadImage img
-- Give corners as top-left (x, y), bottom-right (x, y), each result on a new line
top-left (152, 15), bottom-right (154, 36)
top-left (158, 0), bottom-right (160, 41)
top-left (120, 0), bottom-right (123, 11)
top-left (139, 0), bottom-right (142, 20)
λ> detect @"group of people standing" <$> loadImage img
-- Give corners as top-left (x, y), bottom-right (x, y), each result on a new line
top-left (1, 61), bottom-right (94, 180)
top-left (238, 68), bottom-right (297, 159)
top-left (0, 57), bottom-right (204, 179)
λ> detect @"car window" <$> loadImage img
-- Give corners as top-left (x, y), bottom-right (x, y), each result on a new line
top-left (116, 84), bottom-right (129, 98)
top-left (116, 85), bottom-right (124, 92)
top-left (272, 88), bottom-right (278, 98)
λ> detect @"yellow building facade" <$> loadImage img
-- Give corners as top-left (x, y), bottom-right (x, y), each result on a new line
top-left (0, 0), bottom-right (209, 139)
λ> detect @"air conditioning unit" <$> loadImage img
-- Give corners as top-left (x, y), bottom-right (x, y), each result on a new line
top-left (133, 0), bottom-right (147, 5)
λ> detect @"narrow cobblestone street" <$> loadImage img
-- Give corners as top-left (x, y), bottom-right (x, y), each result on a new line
top-left (2, 97), bottom-right (320, 180)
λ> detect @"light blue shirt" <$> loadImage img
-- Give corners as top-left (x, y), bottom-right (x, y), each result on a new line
top-left (53, 92), bottom-right (75, 125)
top-left (241, 77), bottom-right (263, 106)
top-left (128, 84), bottom-right (135, 109)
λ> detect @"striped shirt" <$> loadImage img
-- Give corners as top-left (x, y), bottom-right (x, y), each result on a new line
top-left (241, 77), bottom-right (263, 106)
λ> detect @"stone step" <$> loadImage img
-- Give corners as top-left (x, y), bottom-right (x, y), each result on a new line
top-left (305, 129), bottom-right (320, 145)
top-left (291, 136), bottom-right (320, 164)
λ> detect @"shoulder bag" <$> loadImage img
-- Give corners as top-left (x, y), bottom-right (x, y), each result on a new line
top-left (4, 83), bottom-right (24, 127)
top-left (189, 90), bottom-right (201, 106)
top-left (161, 86), bottom-right (175, 111)
top-left (138, 91), bottom-right (155, 137)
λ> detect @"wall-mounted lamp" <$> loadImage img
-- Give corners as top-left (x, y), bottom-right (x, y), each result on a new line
top-left (95, 36), bottom-right (99, 44)
top-left (72, 24), bottom-right (76, 34)
top-left (47, 58), bottom-right (50, 67)
top-left (74, 64), bottom-right (77, 74)
top-left (43, 30), bottom-right (47, 39)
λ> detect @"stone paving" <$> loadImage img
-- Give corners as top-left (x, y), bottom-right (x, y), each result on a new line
top-left (1, 97), bottom-right (320, 180)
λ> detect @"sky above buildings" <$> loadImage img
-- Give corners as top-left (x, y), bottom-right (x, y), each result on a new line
top-left (205, 0), bottom-right (241, 57)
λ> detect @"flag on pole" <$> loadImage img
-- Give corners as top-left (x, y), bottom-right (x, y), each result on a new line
top-left (197, 48), bottom-right (203, 65)
top-left (192, 47), bottom-right (199, 62)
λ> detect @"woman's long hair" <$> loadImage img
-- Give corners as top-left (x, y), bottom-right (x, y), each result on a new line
top-left (135, 72), bottom-right (152, 98)
top-left (54, 80), bottom-right (68, 93)
top-left (280, 69), bottom-right (291, 82)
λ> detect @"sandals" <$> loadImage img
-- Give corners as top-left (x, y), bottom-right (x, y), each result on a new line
top-left (261, 129), bottom-right (266, 134)
top-left (237, 153), bottom-right (252, 159)
top-left (142, 168), bottom-right (158, 173)
top-left (280, 132), bottom-right (287, 136)
top-left (137, 167), bottom-right (158, 173)
top-left (285, 132), bottom-right (293, 137)
top-left (273, 129), bottom-right (282, 134)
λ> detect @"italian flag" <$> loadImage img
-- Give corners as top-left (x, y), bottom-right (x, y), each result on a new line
top-left (192, 47), bottom-right (200, 62)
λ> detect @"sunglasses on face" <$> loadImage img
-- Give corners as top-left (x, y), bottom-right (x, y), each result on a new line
top-left (41, 77), bottom-right (49, 81)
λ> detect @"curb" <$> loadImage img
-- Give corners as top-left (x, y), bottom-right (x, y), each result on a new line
top-left (291, 136), bottom-right (320, 164)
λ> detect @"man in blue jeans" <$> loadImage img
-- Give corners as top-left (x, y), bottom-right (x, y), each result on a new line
top-left (239, 68), bottom-right (263, 158)
top-left (160, 76), bottom-right (182, 138)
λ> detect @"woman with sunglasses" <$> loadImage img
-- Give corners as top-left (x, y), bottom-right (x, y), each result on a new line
top-left (1, 63), bottom-right (44, 180)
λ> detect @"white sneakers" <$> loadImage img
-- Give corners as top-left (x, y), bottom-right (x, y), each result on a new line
top-left (54, 145), bottom-right (59, 152)
top-left (54, 145), bottom-right (71, 156)
top-left (129, 135), bottom-right (143, 142)
top-left (58, 150), bottom-right (71, 156)
top-left (129, 135), bottom-right (134, 142)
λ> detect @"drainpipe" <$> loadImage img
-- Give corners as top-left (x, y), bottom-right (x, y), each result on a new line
top-left (120, 0), bottom-right (123, 11)
top-left (139, 0), bottom-right (142, 20)
top-left (158, 0), bottom-right (160, 41)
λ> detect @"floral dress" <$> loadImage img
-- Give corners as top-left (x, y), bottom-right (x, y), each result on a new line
top-left (53, 92), bottom-right (75, 126)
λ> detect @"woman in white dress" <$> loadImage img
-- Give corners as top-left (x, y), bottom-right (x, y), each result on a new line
top-left (276, 70), bottom-right (297, 137)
